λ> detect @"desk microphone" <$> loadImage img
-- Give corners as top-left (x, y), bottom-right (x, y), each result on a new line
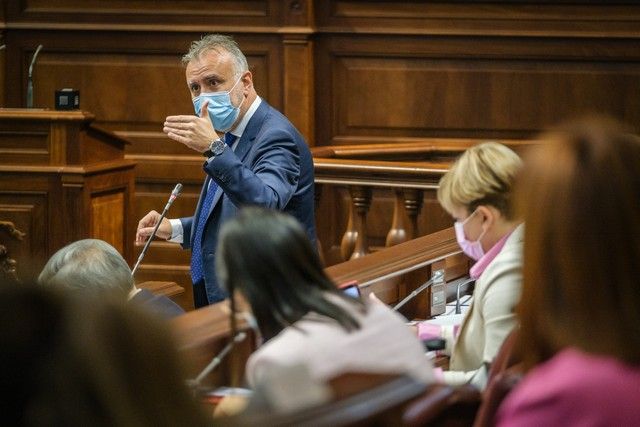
top-left (394, 269), bottom-right (445, 311)
top-left (26, 44), bottom-right (43, 108)
top-left (455, 277), bottom-right (476, 314)
top-left (131, 183), bottom-right (182, 276)
top-left (187, 331), bottom-right (247, 390)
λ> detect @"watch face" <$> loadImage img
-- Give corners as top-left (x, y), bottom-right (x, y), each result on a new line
top-left (210, 139), bottom-right (226, 156)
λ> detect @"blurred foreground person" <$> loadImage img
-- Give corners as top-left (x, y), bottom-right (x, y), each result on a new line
top-left (0, 282), bottom-right (210, 426)
top-left (497, 117), bottom-right (640, 426)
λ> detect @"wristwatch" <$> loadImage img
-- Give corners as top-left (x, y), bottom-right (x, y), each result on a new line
top-left (203, 138), bottom-right (226, 159)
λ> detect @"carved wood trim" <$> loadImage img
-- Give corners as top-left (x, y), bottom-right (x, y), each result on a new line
top-left (326, 227), bottom-right (459, 287)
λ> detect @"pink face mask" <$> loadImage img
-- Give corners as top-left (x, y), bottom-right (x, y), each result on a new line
top-left (454, 209), bottom-right (487, 261)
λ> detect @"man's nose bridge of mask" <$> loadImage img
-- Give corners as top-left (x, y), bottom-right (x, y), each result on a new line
top-left (198, 76), bottom-right (241, 99)
top-left (193, 76), bottom-right (242, 114)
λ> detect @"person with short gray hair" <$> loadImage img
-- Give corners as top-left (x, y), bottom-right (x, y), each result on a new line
top-left (181, 34), bottom-right (249, 77)
top-left (39, 239), bottom-right (134, 296)
top-left (135, 33), bottom-right (316, 308)
top-left (39, 239), bottom-right (184, 319)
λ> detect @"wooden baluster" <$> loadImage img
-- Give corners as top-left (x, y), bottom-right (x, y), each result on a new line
top-left (386, 189), bottom-right (407, 247)
top-left (404, 189), bottom-right (424, 240)
top-left (340, 188), bottom-right (357, 261)
top-left (349, 186), bottom-right (372, 260)
top-left (314, 183), bottom-right (325, 265)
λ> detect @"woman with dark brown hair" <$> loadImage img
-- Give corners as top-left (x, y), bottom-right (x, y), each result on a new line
top-left (496, 117), bottom-right (640, 425)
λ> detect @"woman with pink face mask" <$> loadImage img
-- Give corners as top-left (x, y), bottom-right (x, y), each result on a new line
top-left (416, 142), bottom-right (524, 389)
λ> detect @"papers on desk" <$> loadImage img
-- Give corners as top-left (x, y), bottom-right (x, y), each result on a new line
top-left (208, 387), bottom-right (253, 397)
top-left (426, 313), bottom-right (465, 327)
top-left (429, 294), bottom-right (472, 325)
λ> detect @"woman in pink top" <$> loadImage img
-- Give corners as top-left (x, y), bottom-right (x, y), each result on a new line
top-left (497, 117), bottom-right (640, 426)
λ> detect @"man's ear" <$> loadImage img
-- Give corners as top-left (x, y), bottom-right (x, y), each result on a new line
top-left (241, 70), bottom-right (253, 93)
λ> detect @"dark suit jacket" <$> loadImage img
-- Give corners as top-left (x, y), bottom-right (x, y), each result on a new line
top-left (129, 289), bottom-right (185, 319)
top-left (180, 100), bottom-right (316, 303)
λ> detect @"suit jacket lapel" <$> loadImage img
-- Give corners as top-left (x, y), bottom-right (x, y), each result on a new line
top-left (235, 100), bottom-right (268, 162)
top-left (208, 101), bottom-right (270, 212)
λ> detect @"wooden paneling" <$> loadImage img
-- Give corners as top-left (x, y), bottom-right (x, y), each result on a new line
top-left (283, 34), bottom-right (315, 145)
top-left (91, 190), bottom-right (125, 254)
top-left (316, 1), bottom-right (640, 37)
top-left (135, 260), bottom-right (194, 312)
top-left (0, 120), bottom-right (50, 163)
top-left (316, 35), bottom-right (640, 144)
top-left (6, 0), bottom-right (277, 27)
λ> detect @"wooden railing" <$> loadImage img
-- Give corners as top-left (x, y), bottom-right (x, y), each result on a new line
top-left (312, 138), bottom-right (534, 265)
top-left (326, 226), bottom-right (470, 322)
top-left (172, 226), bottom-right (470, 389)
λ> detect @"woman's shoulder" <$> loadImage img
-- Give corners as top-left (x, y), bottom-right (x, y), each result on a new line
top-left (497, 348), bottom-right (640, 425)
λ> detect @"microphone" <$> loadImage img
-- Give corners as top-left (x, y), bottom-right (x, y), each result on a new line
top-left (394, 269), bottom-right (445, 311)
top-left (0, 45), bottom-right (5, 51)
top-left (187, 331), bottom-right (247, 390)
top-left (454, 277), bottom-right (476, 314)
top-left (26, 44), bottom-right (43, 108)
top-left (131, 183), bottom-right (182, 276)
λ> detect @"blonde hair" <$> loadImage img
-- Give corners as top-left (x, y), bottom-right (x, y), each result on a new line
top-left (437, 142), bottom-right (522, 218)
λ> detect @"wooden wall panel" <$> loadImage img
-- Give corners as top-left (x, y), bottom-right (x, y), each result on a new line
top-left (7, 0), bottom-right (277, 27)
top-left (316, 1), bottom-right (640, 37)
top-left (316, 35), bottom-right (640, 145)
top-left (0, 191), bottom-right (49, 282)
top-left (0, 120), bottom-right (49, 164)
top-left (90, 190), bottom-right (125, 254)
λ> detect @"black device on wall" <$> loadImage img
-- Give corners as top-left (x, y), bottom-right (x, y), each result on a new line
top-left (54, 88), bottom-right (80, 110)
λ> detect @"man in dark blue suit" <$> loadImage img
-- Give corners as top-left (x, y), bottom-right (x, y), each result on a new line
top-left (136, 34), bottom-right (316, 307)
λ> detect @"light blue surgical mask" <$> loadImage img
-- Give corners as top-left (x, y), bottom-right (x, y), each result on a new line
top-left (192, 77), bottom-right (244, 132)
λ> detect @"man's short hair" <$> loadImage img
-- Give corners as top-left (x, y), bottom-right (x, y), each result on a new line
top-left (182, 34), bottom-right (249, 77)
top-left (38, 239), bottom-right (133, 296)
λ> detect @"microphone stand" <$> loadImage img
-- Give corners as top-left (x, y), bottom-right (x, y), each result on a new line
top-left (131, 183), bottom-right (182, 276)
top-left (394, 269), bottom-right (445, 311)
top-left (455, 277), bottom-right (476, 314)
top-left (26, 44), bottom-right (43, 108)
top-left (187, 331), bottom-right (248, 393)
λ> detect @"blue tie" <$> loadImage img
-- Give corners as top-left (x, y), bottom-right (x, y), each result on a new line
top-left (190, 133), bottom-right (236, 284)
